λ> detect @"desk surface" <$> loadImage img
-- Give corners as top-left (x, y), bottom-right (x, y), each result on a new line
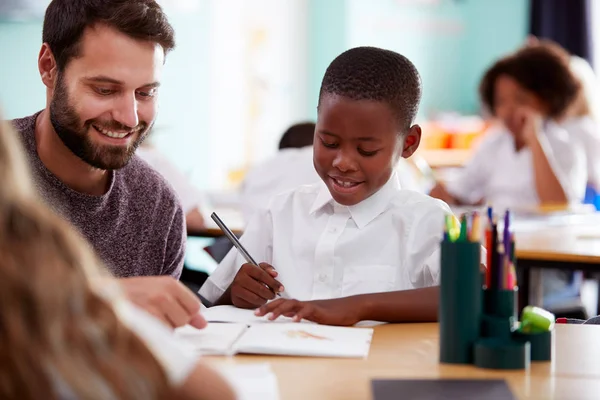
top-left (206, 323), bottom-right (600, 400)
top-left (515, 225), bottom-right (600, 264)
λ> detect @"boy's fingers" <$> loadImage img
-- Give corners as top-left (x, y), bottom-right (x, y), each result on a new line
top-left (255, 298), bottom-right (285, 316)
top-left (293, 306), bottom-right (315, 323)
top-left (247, 266), bottom-right (284, 293)
top-left (235, 287), bottom-right (266, 308)
top-left (259, 262), bottom-right (278, 277)
top-left (269, 300), bottom-right (301, 320)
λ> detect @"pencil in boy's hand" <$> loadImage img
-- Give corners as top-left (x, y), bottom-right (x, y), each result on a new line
top-left (210, 212), bottom-right (281, 297)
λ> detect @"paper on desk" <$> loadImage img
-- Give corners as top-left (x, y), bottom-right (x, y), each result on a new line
top-left (175, 323), bottom-right (248, 355)
top-left (233, 323), bottom-right (374, 358)
top-left (217, 363), bottom-right (279, 400)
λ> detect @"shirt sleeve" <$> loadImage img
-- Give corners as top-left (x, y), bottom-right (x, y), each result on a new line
top-left (565, 118), bottom-right (600, 191)
top-left (163, 203), bottom-right (186, 279)
top-left (444, 130), bottom-right (500, 204)
top-left (540, 121), bottom-right (588, 203)
top-left (406, 200), bottom-right (488, 288)
top-left (199, 206), bottom-right (274, 303)
top-left (115, 300), bottom-right (199, 386)
top-left (404, 199), bottom-right (452, 288)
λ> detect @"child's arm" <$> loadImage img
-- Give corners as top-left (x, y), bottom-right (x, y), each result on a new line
top-left (520, 109), bottom-right (570, 204)
top-left (254, 286), bottom-right (439, 326)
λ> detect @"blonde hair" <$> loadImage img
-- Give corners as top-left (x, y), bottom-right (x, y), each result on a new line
top-left (0, 118), bottom-right (35, 200)
top-left (0, 116), bottom-right (170, 399)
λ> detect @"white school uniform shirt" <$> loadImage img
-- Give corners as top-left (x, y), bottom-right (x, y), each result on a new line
top-left (240, 146), bottom-right (423, 223)
top-left (200, 173), bottom-right (452, 303)
top-left (562, 116), bottom-right (600, 191)
top-left (444, 121), bottom-right (587, 212)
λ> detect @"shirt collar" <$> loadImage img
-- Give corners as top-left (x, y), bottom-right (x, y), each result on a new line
top-left (309, 173), bottom-right (401, 229)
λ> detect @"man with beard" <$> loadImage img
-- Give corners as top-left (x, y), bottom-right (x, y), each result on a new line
top-left (11, 0), bottom-right (205, 329)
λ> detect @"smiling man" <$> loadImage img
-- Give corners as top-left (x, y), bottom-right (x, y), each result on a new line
top-left (11, 0), bottom-right (204, 329)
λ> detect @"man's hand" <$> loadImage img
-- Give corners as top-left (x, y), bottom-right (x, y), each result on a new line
top-left (254, 297), bottom-right (362, 326)
top-left (119, 276), bottom-right (206, 329)
top-left (229, 263), bottom-right (284, 309)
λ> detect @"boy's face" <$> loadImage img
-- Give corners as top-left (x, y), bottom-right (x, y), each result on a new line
top-left (314, 93), bottom-right (421, 206)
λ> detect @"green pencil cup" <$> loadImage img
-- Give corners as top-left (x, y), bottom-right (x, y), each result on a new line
top-left (484, 288), bottom-right (517, 319)
top-left (480, 314), bottom-right (515, 340)
top-left (439, 241), bottom-right (482, 364)
top-left (474, 338), bottom-right (530, 370)
top-left (513, 329), bottom-right (553, 361)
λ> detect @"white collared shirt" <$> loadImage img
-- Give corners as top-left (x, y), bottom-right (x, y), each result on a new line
top-left (444, 121), bottom-right (587, 212)
top-left (200, 174), bottom-right (453, 303)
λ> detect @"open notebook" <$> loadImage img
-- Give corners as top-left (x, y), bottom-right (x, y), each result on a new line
top-left (176, 305), bottom-right (374, 358)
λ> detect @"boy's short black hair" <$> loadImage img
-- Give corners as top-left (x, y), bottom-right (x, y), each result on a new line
top-left (480, 44), bottom-right (580, 118)
top-left (318, 46), bottom-right (422, 132)
top-left (278, 122), bottom-right (316, 150)
top-left (43, 0), bottom-right (175, 71)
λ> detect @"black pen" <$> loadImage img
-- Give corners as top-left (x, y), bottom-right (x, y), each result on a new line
top-left (210, 212), bottom-right (280, 296)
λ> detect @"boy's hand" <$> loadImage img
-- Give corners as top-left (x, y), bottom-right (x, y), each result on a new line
top-left (230, 262), bottom-right (284, 309)
top-left (254, 297), bottom-right (362, 326)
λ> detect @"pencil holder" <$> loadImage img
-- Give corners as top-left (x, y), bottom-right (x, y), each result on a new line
top-left (480, 314), bottom-right (514, 340)
top-left (439, 241), bottom-right (482, 364)
top-left (474, 338), bottom-right (530, 370)
top-left (513, 329), bottom-right (553, 361)
top-left (483, 288), bottom-right (517, 319)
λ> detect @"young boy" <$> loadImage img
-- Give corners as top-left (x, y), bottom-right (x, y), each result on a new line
top-left (199, 47), bottom-right (452, 326)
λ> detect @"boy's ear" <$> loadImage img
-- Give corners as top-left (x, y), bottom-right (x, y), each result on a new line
top-left (401, 124), bottom-right (422, 158)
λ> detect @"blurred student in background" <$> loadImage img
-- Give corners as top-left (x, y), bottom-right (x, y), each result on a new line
top-left (430, 43), bottom-right (588, 212)
top-left (527, 38), bottom-right (600, 200)
top-left (240, 122), bottom-right (320, 222)
top-left (430, 42), bottom-right (594, 316)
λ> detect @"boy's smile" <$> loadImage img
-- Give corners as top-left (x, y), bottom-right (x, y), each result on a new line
top-left (314, 93), bottom-right (421, 206)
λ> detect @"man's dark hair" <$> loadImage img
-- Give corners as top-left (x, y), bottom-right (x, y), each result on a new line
top-left (278, 122), bottom-right (316, 150)
top-left (318, 46), bottom-right (422, 132)
top-left (43, 0), bottom-right (175, 71)
top-left (480, 43), bottom-right (580, 118)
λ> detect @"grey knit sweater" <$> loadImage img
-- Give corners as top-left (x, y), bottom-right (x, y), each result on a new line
top-left (12, 112), bottom-right (186, 278)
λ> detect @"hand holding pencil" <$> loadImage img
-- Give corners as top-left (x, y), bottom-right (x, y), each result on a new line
top-left (211, 212), bottom-right (284, 309)
top-left (229, 262), bottom-right (284, 309)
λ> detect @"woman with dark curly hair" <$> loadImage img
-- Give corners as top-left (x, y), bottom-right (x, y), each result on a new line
top-left (430, 43), bottom-right (589, 212)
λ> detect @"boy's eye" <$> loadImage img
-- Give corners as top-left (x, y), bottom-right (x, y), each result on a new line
top-left (358, 148), bottom-right (379, 157)
top-left (320, 138), bottom-right (338, 148)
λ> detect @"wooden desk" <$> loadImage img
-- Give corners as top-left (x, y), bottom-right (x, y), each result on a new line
top-left (515, 225), bottom-right (600, 313)
top-left (206, 323), bottom-right (600, 400)
top-left (187, 208), bottom-right (245, 238)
